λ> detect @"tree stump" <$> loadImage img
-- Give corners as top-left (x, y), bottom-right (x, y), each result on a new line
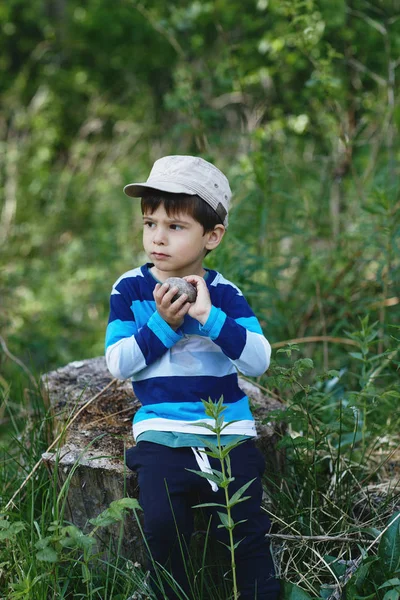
top-left (41, 357), bottom-right (285, 561)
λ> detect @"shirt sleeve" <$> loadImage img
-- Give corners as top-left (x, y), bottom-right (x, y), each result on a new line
top-left (199, 289), bottom-right (271, 377)
top-left (105, 280), bottom-right (182, 380)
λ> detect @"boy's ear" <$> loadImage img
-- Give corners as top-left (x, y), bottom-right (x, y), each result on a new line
top-left (205, 224), bottom-right (225, 251)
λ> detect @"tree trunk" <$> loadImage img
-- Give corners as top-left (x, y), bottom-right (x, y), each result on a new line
top-left (41, 357), bottom-right (285, 559)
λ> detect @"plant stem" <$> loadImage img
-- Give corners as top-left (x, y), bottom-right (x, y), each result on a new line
top-left (216, 426), bottom-right (238, 600)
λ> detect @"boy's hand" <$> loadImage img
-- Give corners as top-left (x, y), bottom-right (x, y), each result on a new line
top-left (153, 282), bottom-right (190, 330)
top-left (183, 275), bottom-right (212, 325)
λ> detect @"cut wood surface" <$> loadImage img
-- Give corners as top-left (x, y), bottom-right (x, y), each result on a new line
top-left (41, 357), bottom-right (285, 559)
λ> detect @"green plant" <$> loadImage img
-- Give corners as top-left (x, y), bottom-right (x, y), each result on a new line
top-left (188, 397), bottom-right (254, 600)
top-left (0, 498), bottom-right (145, 600)
top-left (279, 511), bottom-right (400, 599)
top-left (344, 511), bottom-right (400, 600)
top-left (260, 317), bottom-right (399, 597)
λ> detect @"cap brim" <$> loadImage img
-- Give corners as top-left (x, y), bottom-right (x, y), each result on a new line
top-left (123, 181), bottom-right (197, 198)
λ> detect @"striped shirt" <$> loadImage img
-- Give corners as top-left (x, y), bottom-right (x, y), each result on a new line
top-left (105, 263), bottom-right (271, 441)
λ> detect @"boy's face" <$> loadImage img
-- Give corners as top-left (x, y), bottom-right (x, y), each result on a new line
top-left (142, 204), bottom-right (224, 280)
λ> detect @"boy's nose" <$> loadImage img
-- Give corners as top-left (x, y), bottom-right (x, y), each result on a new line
top-left (153, 229), bottom-right (167, 245)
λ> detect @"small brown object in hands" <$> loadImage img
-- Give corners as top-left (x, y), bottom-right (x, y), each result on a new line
top-left (164, 277), bottom-right (197, 303)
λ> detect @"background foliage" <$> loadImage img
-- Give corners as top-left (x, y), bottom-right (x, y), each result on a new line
top-left (1, 0), bottom-right (399, 373)
top-left (0, 1), bottom-right (399, 598)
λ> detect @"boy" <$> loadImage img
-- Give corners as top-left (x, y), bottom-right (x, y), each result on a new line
top-left (105, 155), bottom-right (280, 599)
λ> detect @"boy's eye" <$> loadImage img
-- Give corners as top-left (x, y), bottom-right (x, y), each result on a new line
top-left (143, 221), bottom-right (155, 228)
top-left (170, 224), bottom-right (183, 230)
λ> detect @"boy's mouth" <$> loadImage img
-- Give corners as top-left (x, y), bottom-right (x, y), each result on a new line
top-left (152, 252), bottom-right (170, 259)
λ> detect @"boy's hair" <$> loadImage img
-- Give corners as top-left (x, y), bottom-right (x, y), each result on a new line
top-left (141, 192), bottom-right (224, 234)
top-left (124, 155), bottom-right (231, 227)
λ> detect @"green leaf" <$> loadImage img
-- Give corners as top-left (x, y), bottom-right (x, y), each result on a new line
top-left (362, 203), bottom-right (387, 215)
top-left (89, 497), bottom-right (141, 527)
top-left (59, 525), bottom-right (95, 551)
top-left (220, 437), bottom-right (247, 458)
top-left (185, 468), bottom-right (223, 485)
top-left (192, 502), bottom-right (226, 509)
top-left (327, 370), bottom-right (340, 378)
top-left (218, 540), bottom-right (232, 552)
top-left (379, 512), bottom-right (400, 574)
top-left (293, 358), bottom-right (314, 374)
top-left (351, 557), bottom-right (377, 591)
top-left (231, 519), bottom-right (248, 528)
top-left (349, 352), bottom-right (364, 361)
top-left (217, 511), bottom-right (233, 529)
top-left (200, 450), bottom-right (221, 460)
top-left (216, 415), bottom-right (224, 429)
top-left (35, 537), bottom-right (53, 551)
top-left (228, 479), bottom-right (256, 506)
top-left (277, 435), bottom-right (312, 449)
top-left (362, 527), bottom-right (382, 539)
top-left (201, 396), bottom-right (227, 420)
top-left (195, 438), bottom-right (220, 455)
top-left (89, 508), bottom-right (122, 527)
top-left (282, 581), bottom-right (314, 599)
top-left (228, 495), bottom-right (252, 508)
top-left (36, 547), bottom-right (58, 562)
top-left (111, 498), bottom-right (141, 511)
top-left (379, 580), bottom-right (400, 589)
top-left (82, 562), bottom-right (91, 583)
top-left (232, 538), bottom-right (244, 550)
top-left (220, 420), bottom-right (241, 432)
top-left (277, 344), bottom-right (300, 356)
top-left (0, 521), bottom-right (25, 541)
top-left (382, 590), bottom-right (400, 600)
top-left (343, 581), bottom-right (357, 600)
top-left (218, 477), bottom-right (235, 488)
top-left (225, 454), bottom-right (232, 478)
top-left (192, 422), bottom-right (217, 432)
top-left (323, 555), bottom-right (346, 577)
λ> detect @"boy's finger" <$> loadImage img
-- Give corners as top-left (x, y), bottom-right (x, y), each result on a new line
top-left (155, 282), bottom-right (170, 301)
top-left (153, 284), bottom-right (161, 302)
top-left (183, 275), bottom-right (200, 285)
top-left (162, 285), bottom-right (180, 304)
top-left (175, 301), bottom-right (191, 317)
top-left (170, 293), bottom-right (188, 310)
top-left (183, 275), bottom-right (206, 292)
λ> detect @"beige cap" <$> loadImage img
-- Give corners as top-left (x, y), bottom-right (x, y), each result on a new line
top-left (124, 155), bottom-right (231, 227)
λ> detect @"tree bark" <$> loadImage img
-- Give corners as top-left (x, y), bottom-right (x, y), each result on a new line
top-left (41, 357), bottom-right (285, 559)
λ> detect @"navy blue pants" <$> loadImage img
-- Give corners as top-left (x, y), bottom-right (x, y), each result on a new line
top-left (126, 440), bottom-right (280, 600)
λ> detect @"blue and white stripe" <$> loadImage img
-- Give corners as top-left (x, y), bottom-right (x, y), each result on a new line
top-left (105, 263), bottom-right (271, 439)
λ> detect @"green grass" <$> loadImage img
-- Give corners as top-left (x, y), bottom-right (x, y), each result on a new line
top-left (0, 318), bottom-right (399, 599)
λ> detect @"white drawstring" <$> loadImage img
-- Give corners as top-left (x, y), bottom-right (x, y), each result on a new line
top-left (191, 447), bottom-right (219, 492)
